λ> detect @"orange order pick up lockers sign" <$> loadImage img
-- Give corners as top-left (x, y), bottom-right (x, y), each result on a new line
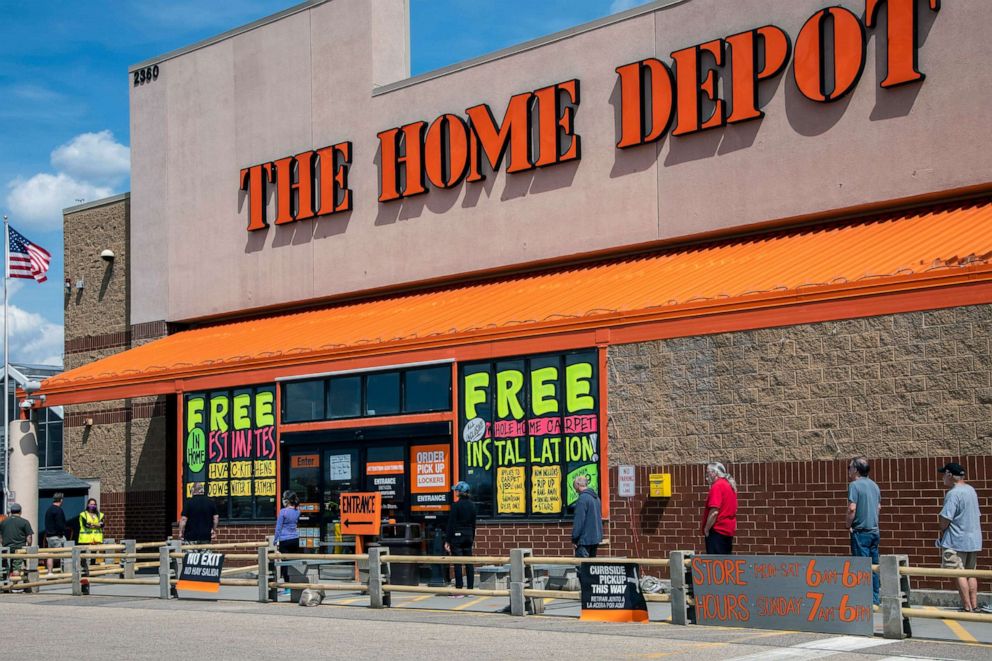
top-left (410, 444), bottom-right (450, 512)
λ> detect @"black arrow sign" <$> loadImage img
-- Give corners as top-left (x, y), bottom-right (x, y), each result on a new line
top-left (344, 518), bottom-right (374, 527)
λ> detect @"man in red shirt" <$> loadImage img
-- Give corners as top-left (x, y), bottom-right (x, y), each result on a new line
top-left (702, 462), bottom-right (738, 554)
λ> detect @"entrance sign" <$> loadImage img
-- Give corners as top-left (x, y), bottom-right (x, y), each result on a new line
top-left (177, 551), bottom-right (225, 593)
top-left (618, 465), bottom-right (635, 497)
top-left (579, 562), bottom-right (649, 623)
top-left (691, 555), bottom-right (873, 636)
top-left (339, 492), bottom-right (382, 536)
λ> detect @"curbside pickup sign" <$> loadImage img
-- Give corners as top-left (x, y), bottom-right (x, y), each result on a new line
top-left (692, 555), bottom-right (873, 636)
top-left (579, 562), bottom-right (649, 623)
top-left (177, 551), bottom-right (225, 593)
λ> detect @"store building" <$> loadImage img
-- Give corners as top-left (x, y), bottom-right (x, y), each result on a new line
top-left (45, 0), bottom-right (991, 567)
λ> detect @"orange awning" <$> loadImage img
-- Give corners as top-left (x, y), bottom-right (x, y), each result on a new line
top-left (42, 198), bottom-right (992, 404)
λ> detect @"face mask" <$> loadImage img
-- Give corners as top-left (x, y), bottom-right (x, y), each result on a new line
top-left (88, 505), bottom-right (97, 512)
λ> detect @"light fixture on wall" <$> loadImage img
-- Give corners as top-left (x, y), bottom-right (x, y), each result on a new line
top-left (100, 249), bottom-right (115, 261)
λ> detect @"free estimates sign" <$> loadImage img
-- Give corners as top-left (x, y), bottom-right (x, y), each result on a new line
top-left (410, 444), bottom-right (450, 512)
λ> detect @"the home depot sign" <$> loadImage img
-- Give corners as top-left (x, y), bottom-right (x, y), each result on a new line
top-left (239, 0), bottom-right (939, 232)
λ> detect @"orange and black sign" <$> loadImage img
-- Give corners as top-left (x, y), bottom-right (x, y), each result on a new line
top-left (338, 492), bottom-right (382, 536)
top-left (579, 563), bottom-right (649, 623)
top-left (176, 551), bottom-right (224, 594)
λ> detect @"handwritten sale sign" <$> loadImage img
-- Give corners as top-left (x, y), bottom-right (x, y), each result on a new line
top-left (691, 555), bottom-right (873, 636)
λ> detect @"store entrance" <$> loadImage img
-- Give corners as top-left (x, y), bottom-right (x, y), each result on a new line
top-left (282, 423), bottom-right (451, 552)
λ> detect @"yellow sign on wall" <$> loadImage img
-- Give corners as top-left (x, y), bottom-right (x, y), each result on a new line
top-left (496, 466), bottom-right (526, 514)
top-left (649, 473), bottom-right (671, 498)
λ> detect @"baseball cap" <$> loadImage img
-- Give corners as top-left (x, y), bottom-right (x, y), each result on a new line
top-left (938, 462), bottom-right (966, 476)
top-left (9, 502), bottom-right (22, 513)
top-left (453, 481), bottom-right (470, 493)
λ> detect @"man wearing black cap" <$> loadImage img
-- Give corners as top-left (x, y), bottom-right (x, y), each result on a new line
top-left (0, 503), bottom-right (34, 581)
top-left (937, 463), bottom-right (985, 613)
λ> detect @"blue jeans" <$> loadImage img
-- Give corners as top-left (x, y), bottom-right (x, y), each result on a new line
top-left (850, 531), bottom-right (880, 605)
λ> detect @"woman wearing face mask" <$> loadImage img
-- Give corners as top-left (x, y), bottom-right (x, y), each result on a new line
top-left (78, 498), bottom-right (105, 546)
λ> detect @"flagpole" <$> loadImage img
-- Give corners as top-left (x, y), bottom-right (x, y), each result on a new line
top-left (2, 214), bottom-right (8, 516)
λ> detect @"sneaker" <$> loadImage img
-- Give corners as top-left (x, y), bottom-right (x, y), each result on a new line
top-left (281, 588), bottom-right (291, 596)
top-left (979, 604), bottom-right (992, 614)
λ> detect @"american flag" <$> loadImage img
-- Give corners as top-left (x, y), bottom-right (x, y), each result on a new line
top-left (8, 226), bottom-right (51, 283)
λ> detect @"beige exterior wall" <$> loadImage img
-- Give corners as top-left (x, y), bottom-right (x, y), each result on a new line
top-left (608, 304), bottom-right (992, 466)
top-left (130, 0), bottom-right (992, 324)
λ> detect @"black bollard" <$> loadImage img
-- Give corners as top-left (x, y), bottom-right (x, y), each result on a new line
top-left (427, 527), bottom-right (448, 587)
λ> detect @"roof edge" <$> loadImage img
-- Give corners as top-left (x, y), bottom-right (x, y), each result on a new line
top-left (63, 192), bottom-right (130, 215)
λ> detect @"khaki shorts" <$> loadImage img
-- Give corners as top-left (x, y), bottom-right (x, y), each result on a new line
top-left (941, 548), bottom-right (978, 570)
top-left (46, 536), bottom-right (67, 548)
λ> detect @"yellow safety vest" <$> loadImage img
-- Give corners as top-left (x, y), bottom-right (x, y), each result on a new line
top-left (78, 511), bottom-right (105, 544)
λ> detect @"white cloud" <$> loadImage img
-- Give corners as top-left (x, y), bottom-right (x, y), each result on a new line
top-left (1, 304), bottom-right (64, 367)
top-left (4, 129), bottom-right (128, 232)
top-left (50, 130), bottom-right (130, 186)
top-left (6, 172), bottom-right (113, 231)
top-left (610, 0), bottom-right (646, 13)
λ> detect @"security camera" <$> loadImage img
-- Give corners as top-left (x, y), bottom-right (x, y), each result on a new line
top-left (19, 399), bottom-right (33, 409)
top-left (100, 249), bottom-right (115, 261)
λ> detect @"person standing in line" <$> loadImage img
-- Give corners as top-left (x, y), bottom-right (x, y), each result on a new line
top-left (847, 457), bottom-right (881, 605)
top-left (0, 503), bottom-right (33, 582)
top-left (571, 475), bottom-right (603, 558)
top-left (275, 490), bottom-right (301, 593)
top-left (936, 463), bottom-right (987, 613)
top-left (44, 493), bottom-right (68, 573)
top-left (78, 498), bottom-right (105, 588)
top-left (702, 462), bottom-right (738, 554)
top-left (445, 481), bottom-right (477, 597)
top-left (179, 482), bottom-right (219, 544)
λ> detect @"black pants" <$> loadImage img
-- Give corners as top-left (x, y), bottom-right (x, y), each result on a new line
top-left (450, 537), bottom-right (474, 589)
top-left (575, 544), bottom-right (599, 558)
top-left (705, 531), bottom-right (733, 554)
top-left (278, 539), bottom-right (300, 582)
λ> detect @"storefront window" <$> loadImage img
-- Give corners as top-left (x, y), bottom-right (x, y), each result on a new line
top-left (183, 385), bottom-right (278, 521)
top-left (284, 379), bottom-right (325, 422)
top-left (365, 372), bottom-right (400, 416)
top-left (458, 350), bottom-right (601, 520)
top-left (328, 376), bottom-right (361, 418)
top-left (403, 365), bottom-right (451, 413)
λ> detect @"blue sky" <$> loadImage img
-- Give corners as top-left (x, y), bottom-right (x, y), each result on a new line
top-left (0, 0), bottom-right (650, 366)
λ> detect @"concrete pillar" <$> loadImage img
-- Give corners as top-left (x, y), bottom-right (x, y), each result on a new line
top-left (8, 421), bottom-right (38, 534)
top-left (880, 555), bottom-right (911, 639)
top-left (670, 550), bottom-right (693, 626)
top-left (257, 546), bottom-right (269, 603)
top-left (159, 546), bottom-right (172, 599)
top-left (25, 544), bottom-right (39, 593)
top-left (123, 539), bottom-right (136, 579)
top-left (368, 546), bottom-right (387, 608)
top-left (509, 548), bottom-right (532, 616)
top-left (71, 546), bottom-right (83, 596)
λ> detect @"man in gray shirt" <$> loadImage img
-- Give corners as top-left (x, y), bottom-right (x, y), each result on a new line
top-left (937, 462), bottom-right (984, 613)
top-left (847, 457), bottom-right (881, 604)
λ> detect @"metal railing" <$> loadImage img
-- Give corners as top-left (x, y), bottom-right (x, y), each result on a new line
top-left (4, 541), bottom-right (991, 639)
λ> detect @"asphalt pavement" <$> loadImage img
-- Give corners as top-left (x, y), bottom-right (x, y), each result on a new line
top-left (2, 583), bottom-right (992, 660)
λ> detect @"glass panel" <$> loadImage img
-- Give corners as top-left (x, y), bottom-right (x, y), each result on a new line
top-left (366, 445), bottom-right (406, 520)
top-left (328, 376), bottom-right (361, 419)
top-left (289, 452), bottom-right (322, 546)
top-left (365, 372), bottom-right (400, 416)
top-left (36, 422), bottom-right (47, 467)
top-left (47, 422), bottom-right (63, 468)
top-left (460, 362), bottom-right (494, 518)
top-left (323, 448), bottom-right (360, 551)
top-left (403, 365), bottom-right (451, 413)
top-left (284, 379), bottom-right (325, 422)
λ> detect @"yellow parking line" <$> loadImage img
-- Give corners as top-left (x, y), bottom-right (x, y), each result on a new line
top-left (331, 596), bottom-right (369, 605)
top-left (452, 596), bottom-right (489, 611)
top-left (396, 594), bottom-right (434, 606)
top-left (923, 606), bottom-right (978, 643)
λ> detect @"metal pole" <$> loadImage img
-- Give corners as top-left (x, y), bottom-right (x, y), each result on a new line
top-left (2, 215), bottom-right (8, 516)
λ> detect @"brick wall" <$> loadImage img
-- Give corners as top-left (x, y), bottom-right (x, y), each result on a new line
top-left (101, 490), bottom-right (170, 541)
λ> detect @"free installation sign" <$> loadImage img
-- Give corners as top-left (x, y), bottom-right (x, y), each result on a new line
top-left (691, 556), bottom-right (873, 636)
